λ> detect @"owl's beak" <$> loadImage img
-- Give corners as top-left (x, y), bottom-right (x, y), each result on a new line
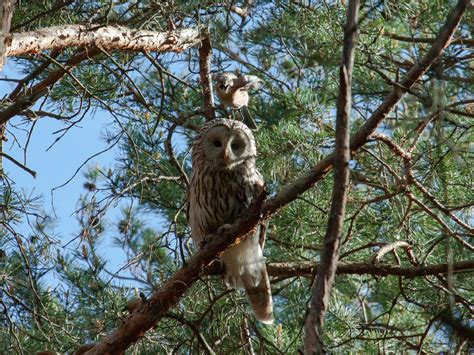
top-left (222, 148), bottom-right (230, 164)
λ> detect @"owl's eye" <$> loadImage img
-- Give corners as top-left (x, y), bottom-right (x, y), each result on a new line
top-left (231, 143), bottom-right (240, 151)
top-left (213, 140), bottom-right (222, 147)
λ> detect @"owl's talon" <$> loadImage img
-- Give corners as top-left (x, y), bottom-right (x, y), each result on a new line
top-left (217, 223), bottom-right (233, 234)
top-left (199, 236), bottom-right (212, 248)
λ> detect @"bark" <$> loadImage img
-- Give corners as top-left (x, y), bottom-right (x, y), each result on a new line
top-left (6, 25), bottom-right (202, 57)
top-left (304, 1), bottom-right (359, 353)
top-left (82, 1), bottom-right (470, 352)
top-left (0, 26), bottom-right (203, 125)
top-left (198, 28), bottom-right (215, 121)
top-left (0, 0), bottom-right (15, 69)
top-left (202, 260), bottom-right (474, 278)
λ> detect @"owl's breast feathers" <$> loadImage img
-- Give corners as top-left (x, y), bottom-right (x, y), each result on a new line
top-left (188, 161), bottom-right (263, 244)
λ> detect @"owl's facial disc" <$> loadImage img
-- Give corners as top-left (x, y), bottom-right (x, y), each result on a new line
top-left (202, 126), bottom-right (251, 169)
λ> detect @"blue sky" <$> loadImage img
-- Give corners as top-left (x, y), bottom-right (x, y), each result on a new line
top-left (1, 60), bottom-right (133, 286)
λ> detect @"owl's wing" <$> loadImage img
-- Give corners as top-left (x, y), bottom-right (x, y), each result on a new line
top-left (258, 219), bottom-right (267, 250)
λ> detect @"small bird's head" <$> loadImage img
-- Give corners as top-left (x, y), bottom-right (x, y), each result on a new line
top-left (214, 73), bottom-right (236, 93)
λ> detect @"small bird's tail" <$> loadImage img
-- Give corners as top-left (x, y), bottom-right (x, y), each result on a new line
top-left (221, 232), bottom-right (274, 324)
top-left (238, 106), bottom-right (258, 130)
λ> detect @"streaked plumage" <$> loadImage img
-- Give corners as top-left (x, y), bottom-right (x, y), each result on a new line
top-left (187, 119), bottom-right (273, 324)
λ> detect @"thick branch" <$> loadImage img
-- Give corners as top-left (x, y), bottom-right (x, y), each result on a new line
top-left (198, 28), bottom-right (215, 120)
top-left (304, 2), bottom-right (358, 353)
top-left (83, 1), bottom-right (470, 353)
top-left (383, 32), bottom-right (474, 46)
top-left (6, 25), bottom-right (202, 57)
top-left (0, 0), bottom-right (15, 69)
top-left (0, 26), bottom-right (203, 125)
top-left (207, 260), bottom-right (474, 278)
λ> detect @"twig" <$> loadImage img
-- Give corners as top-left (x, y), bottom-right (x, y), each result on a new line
top-left (0, 152), bottom-right (37, 177)
top-left (164, 123), bottom-right (190, 186)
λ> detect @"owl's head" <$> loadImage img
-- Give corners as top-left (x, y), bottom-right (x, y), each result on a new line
top-left (194, 119), bottom-right (257, 170)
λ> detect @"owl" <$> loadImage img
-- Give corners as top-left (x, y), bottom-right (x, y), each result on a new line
top-left (187, 118), bottom-right (274, 324)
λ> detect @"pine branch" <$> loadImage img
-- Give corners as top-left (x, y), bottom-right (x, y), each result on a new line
top-left (82, 1), bottom-right (471, 353)
top-left (6, 25), bottom-right (202, 57)
top-left (304, 1), bottom-right (359, 353)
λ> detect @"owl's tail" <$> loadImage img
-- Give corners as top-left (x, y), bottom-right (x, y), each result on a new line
top-left (220, 232), bottom-right (274, 324)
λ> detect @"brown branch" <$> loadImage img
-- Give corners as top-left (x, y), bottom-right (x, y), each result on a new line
top-left (198, 28), bottom-right (215, 121)
top-left (0, 46), bottom-right (102, 126)
top-left (83, 1), bottom-right (470, 353)
top-left (0, 0), bottom-right (15, 69)
top-left (304, 2), bottom-right (359, 353)
top-left (0, 27), bottom-right (203, 126)
top-left (203, 260), bottom-right (474, 278)
top-left (6, 25), bottom-right (202, 57)
top-left (383, 32), bottom-right (474, 46)
top-left (0, 152), bottom-right (37, 177)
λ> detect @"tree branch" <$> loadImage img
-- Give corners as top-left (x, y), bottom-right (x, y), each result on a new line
top-left (304, 2), bottom-right (359, 353)
top-left (198, 28), bottom-right (215, 121)
top-left (0, 27), bottom-right (203, 126)
top-left (204, 260), bottom-right (474, 279)
top-left (83, 1), bottom-right (470, 353)
top-left (0, 0), bottom-right (15, 69)
top-left (383, 32), bottom-right (474, 46)
top-left (6, 25), bottom-right (202, 57)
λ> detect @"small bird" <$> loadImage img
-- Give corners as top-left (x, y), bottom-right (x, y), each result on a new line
top-left (187, 119), bottom-right (274, 324)
top-left (214, 72), bottom-right (263, 129)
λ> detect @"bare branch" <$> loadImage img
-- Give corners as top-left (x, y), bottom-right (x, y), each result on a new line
top-left (6, 25), bottom-right (202, 57)
top-left (198, 28), bottom-right (215, 121)
top-left (0, 0), bottom-right (15, 69)
top-left (304, 2), bottom-right (359, 353)
top-left (0, 27), bottom-right (204, 126)
top-left (206, 260), bottom-right (474, 279)
top-left (0, 152), bottom-right (37, 177)
top-left (371, 241), bottom-right (413, 264)
top-left (383, 31), bottom-right (474, 46)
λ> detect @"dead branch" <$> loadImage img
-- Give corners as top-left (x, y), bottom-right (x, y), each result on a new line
top-left (6, 25), bottom-right (202, 57)
top-left (0, 27), bottom-right (203, 126)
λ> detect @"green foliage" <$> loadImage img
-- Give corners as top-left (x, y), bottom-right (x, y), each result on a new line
top-left (0, 0), bottom-right (472, 353)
